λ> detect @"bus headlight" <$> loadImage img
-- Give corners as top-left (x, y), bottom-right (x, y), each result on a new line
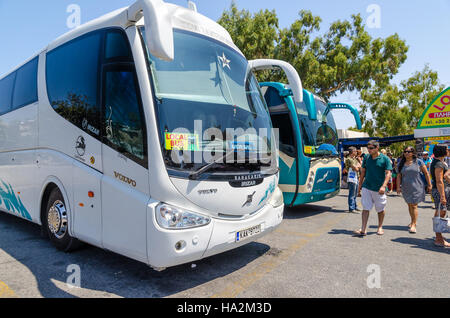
top-left (307, 171), bottom-right (315, 191)
top-left (156, 203), bottom-right (211, 230)
top-left (269, 187), bottom-right (284, 208)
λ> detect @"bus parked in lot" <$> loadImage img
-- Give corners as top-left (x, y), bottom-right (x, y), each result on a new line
top-left (249, 59), bottom-right (361, 207)
top-left (0, 0), bottom-right (284, 270)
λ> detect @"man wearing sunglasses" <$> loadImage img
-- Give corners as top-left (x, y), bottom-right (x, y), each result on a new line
top-left (355, 140), bottom-right (393, 236)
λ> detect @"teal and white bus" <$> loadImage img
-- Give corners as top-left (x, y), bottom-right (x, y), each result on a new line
top-left (250, 59), bottom-right (361, 207)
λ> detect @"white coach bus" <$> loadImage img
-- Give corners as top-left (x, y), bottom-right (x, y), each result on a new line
top-left (0, 0), bottom-right (284, 269)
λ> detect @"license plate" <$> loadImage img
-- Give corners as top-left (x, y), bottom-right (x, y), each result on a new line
top-left (236, 224), bottom-right (262, 242)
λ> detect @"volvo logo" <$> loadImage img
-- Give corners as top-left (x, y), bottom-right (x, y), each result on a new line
top-left (198, 189), bottom-right (218, 195)
top-left (114, 171), bottom-right (136, 187)
top-left (242, 191), bottom-right (256, 208)
top-left (75, 136), bottom-right (86, 157)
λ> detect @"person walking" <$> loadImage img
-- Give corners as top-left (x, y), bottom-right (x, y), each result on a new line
top-left (422, 151), bottom-right (432, 172)
top-left (445, 147), bottom-right (450, 167)
top-left (354, 140), bottom-right (392, 236)
top-left (387, 152), bottom-right (395, 193)
top-left (396, 146), bottom-right (432, 234)
top-left (390, 152), bottom-right (399, 194)
top-left (356, 148), bottom-right (364, 165)
top-left (342, 151), bottom-right (349, 189)
top-left (430, 144), bottom-right (450, 248)
top-left (345, 147), bottom-right (360, 213)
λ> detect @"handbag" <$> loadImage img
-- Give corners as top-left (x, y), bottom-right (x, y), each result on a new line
top-left (433, 207), bottom-right (450, 233)
top-left (347, 168), bottom-right (358, 184)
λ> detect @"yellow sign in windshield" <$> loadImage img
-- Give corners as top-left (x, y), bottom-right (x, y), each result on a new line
top-left (165, 133), bottom-right (200, 151)
top-left (304, 146), bottom-right (316, 155)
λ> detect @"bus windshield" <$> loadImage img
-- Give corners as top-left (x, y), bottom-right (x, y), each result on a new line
top-left (297, 98), bottom-right (338, 157)
top-left (140, 28), bottom-right (276, 177)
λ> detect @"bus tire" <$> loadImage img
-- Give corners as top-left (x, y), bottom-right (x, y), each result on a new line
top-left (44, 187), bottom-right (81, 252)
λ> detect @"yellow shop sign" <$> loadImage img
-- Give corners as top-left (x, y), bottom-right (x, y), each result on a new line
top-left (417, 87), bottom-right (450, 129)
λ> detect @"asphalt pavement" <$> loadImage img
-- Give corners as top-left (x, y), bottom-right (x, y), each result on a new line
top-left (0, 190), bottom-right (448, 298)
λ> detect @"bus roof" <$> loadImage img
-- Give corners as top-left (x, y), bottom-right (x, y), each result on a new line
top-left (47, 2), bottom-right (241, 54)
top-left (1, 1), bottom-right (242, 80)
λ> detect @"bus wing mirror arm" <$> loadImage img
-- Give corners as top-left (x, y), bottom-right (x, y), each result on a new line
top-left (327, 103), bottom-right (362, 130)
top-left (128, 0), bottom-right (174, 61)
top-left (248, 59), bottom-right (303, 103)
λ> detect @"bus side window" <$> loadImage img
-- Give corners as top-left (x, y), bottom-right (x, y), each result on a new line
top-left (12, 57), bottom-right (38, 110)
top-left (102, 68), bottom-right (147, 166)
top-left (0, 72), bottom-right (16, 115)
top-left (263, 86), bottom-right (285, 109)
top-left (105, 31), bottom-right (132, 61)
top-left (270, 113), bottom-right (296, 157)
top-left (46, 32), bottom-right (102, 138)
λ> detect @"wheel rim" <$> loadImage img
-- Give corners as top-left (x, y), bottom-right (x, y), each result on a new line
top-left (47, 200), bottom-right (68, 239)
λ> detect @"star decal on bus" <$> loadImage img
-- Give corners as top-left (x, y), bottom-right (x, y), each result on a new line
top-left (218, 53), bottom-right (231, 70)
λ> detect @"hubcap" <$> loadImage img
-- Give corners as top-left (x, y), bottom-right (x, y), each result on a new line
top-left (47, 200), bottom-right (68, 239)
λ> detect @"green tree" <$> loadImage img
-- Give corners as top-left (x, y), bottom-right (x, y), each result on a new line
top-left (218, 4), bottom-right (409, 101)
top-left (218, 3), bottom-right (278, 60)
top-left (360, 65), bottom-right (444, 155)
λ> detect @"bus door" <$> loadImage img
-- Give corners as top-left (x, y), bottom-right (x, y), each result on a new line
top-left (99, 61), bottom-right (150, 263)
top-left (261, 84), bottom-right (300, 206)
top-left (249, 59), bottom-right (305, 207)
top-left (71, 132), bottom-right (103, 247)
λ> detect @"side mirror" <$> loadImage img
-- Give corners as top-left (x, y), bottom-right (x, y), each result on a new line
top-left (326, 103), bottom-right (362, 130)
top-left (303, 89), bottom-right (317, 121)
top-left (128, 0), bottom-right (174, 61)
top-left (249, 59), bottom-right (303, 103)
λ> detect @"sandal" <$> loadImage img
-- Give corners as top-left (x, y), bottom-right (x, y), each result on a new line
top-left (353, 229), bottom-right (367, 236)
top-left (376, 230), bottom-right (384, 236)
top-left (434, 241), bottom-right (450, 248)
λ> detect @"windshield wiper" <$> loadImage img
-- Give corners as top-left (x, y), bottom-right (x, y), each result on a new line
top-left (188, 149), bottom-right (236, 180)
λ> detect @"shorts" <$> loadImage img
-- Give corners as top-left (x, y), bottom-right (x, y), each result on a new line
top-left (431, 187), bottom-right (450, 211)
top-left (361, 187), bottom-right (387, 213)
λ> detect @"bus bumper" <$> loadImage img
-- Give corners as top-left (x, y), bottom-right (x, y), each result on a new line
top-left (202, 203), bottom-right (284, 259)
top-left (146, 203), bottom-right (284, 269)
top-left (292, 188), bottom-right (340, 206)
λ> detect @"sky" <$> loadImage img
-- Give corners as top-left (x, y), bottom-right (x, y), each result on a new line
top-left (0, 0), bottom-right (449, 129)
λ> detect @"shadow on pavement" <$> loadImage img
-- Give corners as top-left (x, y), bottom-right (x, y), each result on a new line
top-left (391, 237), bottom-right (450, 254)
top-left (0, 211), bottom-right (270, 298)
top-left (418, 204), bottom-right (434, 209)
top-left (368, 225), bottom-right (410, 232)
top-left (327, 228), bottom-right (378, 237)
top-left (284, 204), bottom-right (347, 220)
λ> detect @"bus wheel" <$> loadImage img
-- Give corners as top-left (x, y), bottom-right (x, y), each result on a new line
top-left (44, 187), bottom-right (81, 252)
